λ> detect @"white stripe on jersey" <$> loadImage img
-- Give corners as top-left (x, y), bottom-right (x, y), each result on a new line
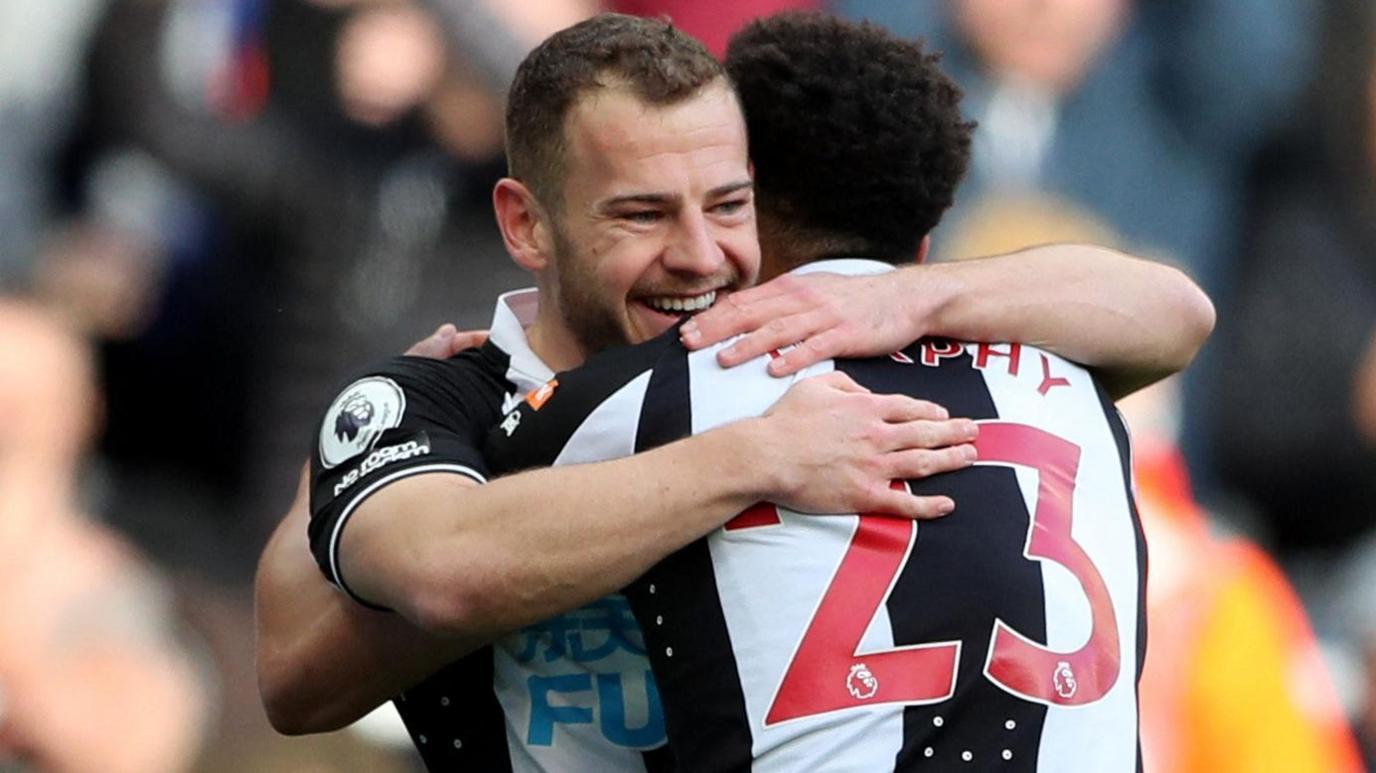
top-left (688, 353), bottom-right (915, 770)
top-left (493, 371), bottom-right (666, 772)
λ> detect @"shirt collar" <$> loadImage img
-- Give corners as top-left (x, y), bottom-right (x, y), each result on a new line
top-left (789, 258), bottom-right (896, 277)
top-left (488, 288), bottom-right (555, 399)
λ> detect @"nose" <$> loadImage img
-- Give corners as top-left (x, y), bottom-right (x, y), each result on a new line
top-left (662, 209), bottom-right (725, 276)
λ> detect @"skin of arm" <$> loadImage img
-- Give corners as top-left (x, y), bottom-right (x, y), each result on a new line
top-left (255, 468), bottom-right (478, 735)
top-left (681, 244), bottom-right (1217, 398)
top-left (342, 372), bottom-right (973, 636)
top-left (258, 371), bottom-right (976, 733)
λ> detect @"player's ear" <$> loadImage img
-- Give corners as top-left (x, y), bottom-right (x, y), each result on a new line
top-left (494, 178), bottom-right (554, 273)
top-left (913, 235), bottom-right (931, 266)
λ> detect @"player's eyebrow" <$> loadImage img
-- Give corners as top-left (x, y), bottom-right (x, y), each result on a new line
top-left (598, 192), bottom-right (680, 211)
top-left (597, 180), bottom-right (753, 212)
top-left (707, 180), bottom-right (754, 199)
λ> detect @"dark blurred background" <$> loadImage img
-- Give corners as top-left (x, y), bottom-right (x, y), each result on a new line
top-left (1, 1), bottom-right (1374, 770)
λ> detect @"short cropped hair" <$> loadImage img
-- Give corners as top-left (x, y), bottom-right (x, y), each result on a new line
top-left (726, 12), bottom-right (975, 262)
top-left (506, 13), bottom-right (728, 210)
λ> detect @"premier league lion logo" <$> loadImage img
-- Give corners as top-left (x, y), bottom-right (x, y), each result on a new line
top-left (319, 376), bottom-right (406, 469)
top-left (1053, 661), bottom-right (1078, 700)
top-left (334, 393), bottom-right (375, 443)
top-left (847, 663), bottom-right (879, 700)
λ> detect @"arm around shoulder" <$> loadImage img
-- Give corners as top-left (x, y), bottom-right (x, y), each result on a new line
top-left (919, 244), bottom-right (1216, 398)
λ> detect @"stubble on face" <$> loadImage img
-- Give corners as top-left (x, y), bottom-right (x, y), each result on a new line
top-left (548, 218), bottom-right (638, 356)
top-left (542, 82), bottom-right (757, 357)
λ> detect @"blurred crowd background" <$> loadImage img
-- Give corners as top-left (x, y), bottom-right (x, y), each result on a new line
top-left (2, 0), bottom-right (1375, 770)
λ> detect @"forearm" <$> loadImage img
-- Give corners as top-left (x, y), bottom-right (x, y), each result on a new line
top-left (346, 419), bottom-right (779, 640)
top-left (255, 477), bottom-right (475, 734)
top-left (917, 244), bottom-right (1215, 396)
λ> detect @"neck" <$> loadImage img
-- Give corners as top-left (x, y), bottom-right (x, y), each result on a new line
top-left (524, 305), bottom-right (587, 373)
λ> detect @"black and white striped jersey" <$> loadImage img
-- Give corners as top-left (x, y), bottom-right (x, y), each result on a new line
top-left (307, 289), bottom-right (670, 772)
top-left (485, 259), bottom-right (1148, 773)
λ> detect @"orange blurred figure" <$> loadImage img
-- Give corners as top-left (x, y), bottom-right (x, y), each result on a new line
top-left (1125, 384), bottom-right (1363, 773)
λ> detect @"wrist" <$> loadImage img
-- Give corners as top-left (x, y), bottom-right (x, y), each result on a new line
top-left (713, 415), bottom-right (793, 504)
top-left (901, 262), bottom-right (962, 339)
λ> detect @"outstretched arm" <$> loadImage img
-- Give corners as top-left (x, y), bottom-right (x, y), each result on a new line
top-left (680, 244), bottom-right (1215, 398)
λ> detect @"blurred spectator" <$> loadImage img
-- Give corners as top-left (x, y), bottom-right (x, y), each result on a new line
top-left (1215, 0), bottom-right (1376, 557)
top-left (1212, 0), bottom-right (1376, 760)
top-left (609, 0), bottom-right (819, 56)
top-left (1123, 380), bottom-right (1362, 773)
top-left (73, 0), bottom-right (537, 575)
top-left (0, 302), bottom-right (209, 772)
top-left (830, 0), bottom-right (1314, 298)
top-left (0, 0), bottom-right (109, 287)
top-left (8, 0), bottom-right (573, 766)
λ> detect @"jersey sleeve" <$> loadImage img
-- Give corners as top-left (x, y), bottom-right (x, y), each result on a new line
top-left (308, 354), bottom-right (503, 603)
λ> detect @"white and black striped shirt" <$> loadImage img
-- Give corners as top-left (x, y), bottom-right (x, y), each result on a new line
top-left (309, 289), bottom-right (671, 772)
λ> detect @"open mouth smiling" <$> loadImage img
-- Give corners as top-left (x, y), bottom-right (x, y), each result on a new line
top-left (641, 289), bottom-right (718, 315)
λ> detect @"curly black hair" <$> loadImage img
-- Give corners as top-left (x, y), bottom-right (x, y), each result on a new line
top-left (726, 12), bottom-right (975, 264)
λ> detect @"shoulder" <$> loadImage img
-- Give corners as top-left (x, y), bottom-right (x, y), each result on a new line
top-left (484, 331), bottom-right (685, 472)
top-left (314, 348), bottom-right (512, 471)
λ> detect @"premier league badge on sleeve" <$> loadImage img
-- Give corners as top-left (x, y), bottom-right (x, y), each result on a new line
top-left (319, 376), bottom-right (406, 468)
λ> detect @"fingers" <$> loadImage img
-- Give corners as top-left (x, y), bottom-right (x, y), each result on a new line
top-left (866, 488), bottom-right (956, 520)
top-left (680, 277), bottom-right (808, 350)
top-left (405, 324), bottom-right (457, 358)
top-left (448, 329), bottom-right (490, 355)
top-left (680, 289), bottom-right (767, 349)
top-left (405, 324), bottom-right (488, 359)
top-left (763, 326), bottom-right (848, 375)
top-left (870, 393), bottom-right (952, 423)
top-left (885, 443), bottom-right (978, 480)
top-left (715, 307), bottom-right (833, 368)
top-left (885, 417), bottom-right (978, 450)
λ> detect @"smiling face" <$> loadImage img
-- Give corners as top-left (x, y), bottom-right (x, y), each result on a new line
top-left (533, 80), bottom-right (758, 364)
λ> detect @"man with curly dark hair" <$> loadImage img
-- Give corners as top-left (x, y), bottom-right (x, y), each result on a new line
top-left (727, 12), bottom-right (974, 274)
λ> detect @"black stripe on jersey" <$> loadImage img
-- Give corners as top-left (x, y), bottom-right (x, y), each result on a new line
top-left (477, 338), bottom-right (520, 400)
top-left (836, 340), bottom-right (1049, 772)
top-left (1093, 381), bottom-right (1148, 773)
top-left (623, 345), bottom-right (756, 773)
top-left (395, 651), bottom-right (513, 772)
top-left (482, 334), bottom-right (675, 474)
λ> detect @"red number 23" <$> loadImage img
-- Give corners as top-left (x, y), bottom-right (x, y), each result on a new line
top-left (725, 422), bottom-right (1122, 726)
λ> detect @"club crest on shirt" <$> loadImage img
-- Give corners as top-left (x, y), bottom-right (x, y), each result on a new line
top-left (846, 663), bottom-right (879, 700)
top-left (1053, 660), bottom-right (1078, 700)
top-left (319, 376), bottom-right (406, 468)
